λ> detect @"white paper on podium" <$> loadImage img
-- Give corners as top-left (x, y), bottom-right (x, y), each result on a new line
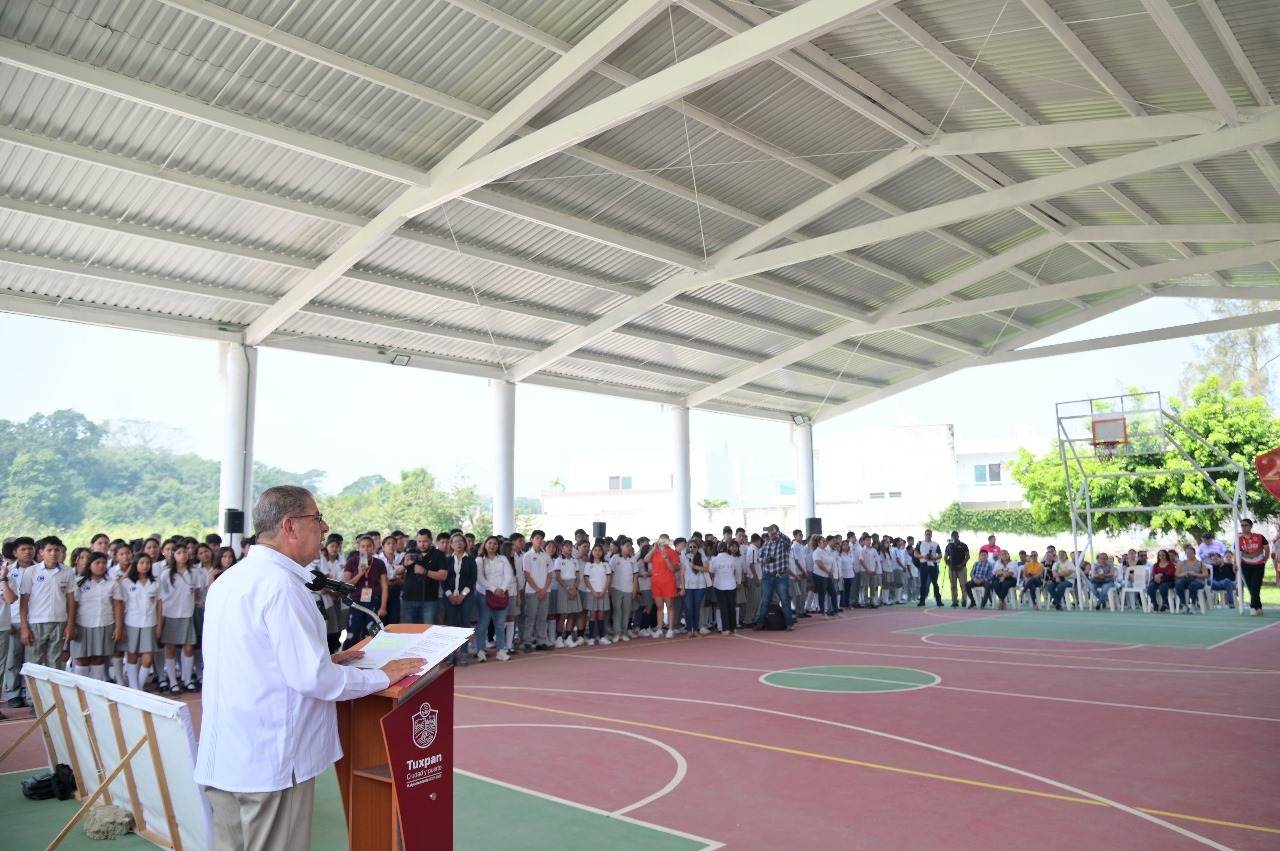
top-left (344, 626), bottom-right (474, 672)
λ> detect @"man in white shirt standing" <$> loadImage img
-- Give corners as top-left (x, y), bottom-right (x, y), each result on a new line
top-left (196, 486), bottom-right (423, 851)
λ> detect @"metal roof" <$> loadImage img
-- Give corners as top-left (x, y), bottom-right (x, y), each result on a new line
top-left (1, 0), bottom-right (1278, 423)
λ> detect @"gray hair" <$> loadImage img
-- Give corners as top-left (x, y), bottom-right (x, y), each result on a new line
top-left (253, 485), bottom-right (315, 538)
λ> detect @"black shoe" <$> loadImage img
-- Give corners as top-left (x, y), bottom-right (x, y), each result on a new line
top-left (967, 602), bottom-right (976, 609)
top-left (917, 601), bottom-right (926, 607)
top-left (7, 697), bottom-right (23, 709)
top-left (950, 602), bottom-right (959, 609)
top-left (535, 644), bottom-right (552, 651)
top-left (935, 599), bottom-right (943, 607)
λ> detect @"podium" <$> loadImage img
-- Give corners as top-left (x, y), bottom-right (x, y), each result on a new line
top-left (336, 624), bottom-right (455, 851)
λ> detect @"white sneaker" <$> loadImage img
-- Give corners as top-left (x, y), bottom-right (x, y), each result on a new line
top-left (485, 640), bottom-right (496, 650)
top-left (1251, 609), bottom-right (1262, 616)
top-left (620, 634), bottom-right (630, 641)
top-left (496, 649), bottom-right (510, 661)
top-left (665, 629), bottom-right (675, 638)
top-left (587, 638), bottom-right (596, 645)
top-left (598, 637), bottom-right (611, 645)
top-left (476, 650), bottom-right (487, 662)
top-left (554, 637), bottom-right (565, 648)
top-left (699, 627), bottom-right (710, 635)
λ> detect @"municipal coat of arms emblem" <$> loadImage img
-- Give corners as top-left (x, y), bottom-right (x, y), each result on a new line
top-left (412, 702), bottom-right (438, 749)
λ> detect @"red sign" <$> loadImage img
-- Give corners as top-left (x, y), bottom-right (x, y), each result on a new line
top-left (1258, 446), bottom-right (1280, 500)
top-left (381, 666), bottom-right (454, 850)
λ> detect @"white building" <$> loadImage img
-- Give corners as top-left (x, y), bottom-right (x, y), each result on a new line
top-left (538, 424), bottom-right (1035, 539)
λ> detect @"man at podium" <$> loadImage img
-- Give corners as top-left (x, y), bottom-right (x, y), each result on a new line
top-left (196, 486), bottom-right (424, 851)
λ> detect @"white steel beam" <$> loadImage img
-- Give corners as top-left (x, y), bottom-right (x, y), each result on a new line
top-left (0, 290), bottom-right (244, 343)
top-left (1139, 0), bottom-right (1240, 125)
top-left (242, 0), bottom-right (899, 345)
top-left (1066, 225), bottom-right (1280, 243)
top-left (981, 308), bottom-right (1280, 366)
top-left (924, 112), bottom-right (1223, 156)
top-left (809, 291), bottom-right (1152, 422)
top-left (504, 148), bottom-right (921, 381)
top-left (678, 109), bottom-right (1280, 288)
top-left (1194, 0), bottom-right (1272, 107)
top-left (1153, 285), bottom-right (1280, 300)
top-left (684, 240), bottom-right (1280, 407)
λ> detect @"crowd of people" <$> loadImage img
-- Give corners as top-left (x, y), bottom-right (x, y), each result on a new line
top-left (1, 519), bottom-right (1273, 713)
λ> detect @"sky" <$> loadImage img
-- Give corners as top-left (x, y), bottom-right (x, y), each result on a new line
top-left (1, 296), bottom-right (1261, 501)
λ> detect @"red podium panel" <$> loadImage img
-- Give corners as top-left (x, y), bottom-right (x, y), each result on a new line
top-left (1258, 445), bottom-right (1280, 500)
top-left (382, 666), bottom-right (453, 849)
top-left (335, 625), bottom-right (454, 851)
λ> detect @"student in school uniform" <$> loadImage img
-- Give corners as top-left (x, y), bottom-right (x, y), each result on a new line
top-left (552, 541), bottom-right (582, 647)
top-left (544, 540), bottom-right (562, 649)
top-left (609, 539), bottom-right (639, 642)
top-left (19, 536), bottom-right (76, 670)
top-left (633, 541), bottom-right (656, 637)
top-left (582, 545), bottom-right (612, 645)
top-left (810, 536), bottom-right (839, 617)
top-left (158, 545), bottom-right (200, 693)
top-left (4, 537), bottom-right (35, 709)
top-left (0, 545), bottom-right (17, 716)
top-left (574, 542), bottom-right (591, 641)
top-left (740, 532), bottom-right (762, 625)
top-left (72, 552), bottom-right (121, 682)
top-left (505, 534), bottom-right (525, 652)
top-left (121, 553), bottom-right (163, 691)
top-left (520, 531), bottom-right (554, 652)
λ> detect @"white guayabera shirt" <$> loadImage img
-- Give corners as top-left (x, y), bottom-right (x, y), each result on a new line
top-left (195, 545), bottom-right (390, 794)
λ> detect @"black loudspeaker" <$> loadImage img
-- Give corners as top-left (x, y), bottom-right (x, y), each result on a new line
top-left (592, 521), bottom-right (606, 539)
top-left (805, 517), bottom-right (822, 538)
top-left (224, 508), bottom-right (245, 535)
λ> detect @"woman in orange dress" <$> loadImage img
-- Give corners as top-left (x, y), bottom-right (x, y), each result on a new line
top-left (646, 536), bottom-right (681, 638)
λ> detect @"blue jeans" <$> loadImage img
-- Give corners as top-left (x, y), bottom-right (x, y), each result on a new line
top-left (343, 602), bottom-right (382, 650)
top-left (442, 594), bottom-right (475, 653)
top-left (1091, 580), bottom-right (1115, 605)
top-left (685, 588), bottom-right (706, 631)
top-left (756, 574), bottom-right (794, 627)
top-left (1046, 579), bottom-right (1073, 606)
top-left (400, 599), bottom-right (437, 626)
top-left (1209, 578), bottom-right (1235, 606)
top-left (1022, 576), bottom-right (1043, 604)
top-left (1176, 578), bottom-right (1204, 607)
top-left (917, 564), bottom-right (941, 604)
top-left (814, 575), bottom-right (838, 614)
top-left (476, 596), bottom-right (510, 651)
top-left (1147, 580), bottom-right (1173, 608)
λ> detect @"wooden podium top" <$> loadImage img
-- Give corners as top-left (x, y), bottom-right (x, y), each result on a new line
top-left (349, 623), bottom-right (448, 700)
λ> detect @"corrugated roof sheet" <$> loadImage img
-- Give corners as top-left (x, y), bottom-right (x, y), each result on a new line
top-left (0, 0), bottom-right (1275, 422)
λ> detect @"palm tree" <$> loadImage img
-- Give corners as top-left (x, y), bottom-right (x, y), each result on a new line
top-left (549, 477), bottom-right (566, 493)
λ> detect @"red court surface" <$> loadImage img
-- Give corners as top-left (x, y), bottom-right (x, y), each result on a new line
top-left (3, 607), bottom-right (1277, 849)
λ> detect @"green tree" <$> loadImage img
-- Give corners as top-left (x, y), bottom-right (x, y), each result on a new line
top-left (1179, 299), bottom-right (1278, 406)
top-left (698, 498), bottom-right (729, 509)
top-left (5, 448), bottom-right (85, 528)
top-left (1011, 376), bottom-right (1280, 537)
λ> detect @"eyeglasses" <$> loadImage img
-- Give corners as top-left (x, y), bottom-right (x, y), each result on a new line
top-left (287, 513), bottom-right (325, 524)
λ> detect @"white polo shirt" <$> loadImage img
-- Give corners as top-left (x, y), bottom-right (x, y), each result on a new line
top-left (710, 552), bottom-right (740, 591)
top-left (583, 561), bottom-right (610, 593)
top-left (554, 556), bottom-right (577, 586)
top-left (610, 554), bottom-right (638, 593)
top-left (74, 577), bottom-right (121, 628)
top-left (521, 550), bottom-right (552, 593)
top-left (195, 544), bottom-right (390, 794)
top-left (19, 563), bottom-right (74, 623)
top-left (157, 569), bottom-right (198, 620)
top-left (121, 578), bottom-right (161, 628)
top-left (811, 546), bottom-right (835, 576)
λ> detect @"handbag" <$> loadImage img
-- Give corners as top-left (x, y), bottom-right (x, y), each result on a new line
top-left (485, 590), bottom-right (509, 610)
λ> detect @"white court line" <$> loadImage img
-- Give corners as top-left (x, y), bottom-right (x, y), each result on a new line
top-left (567, 649), bottom-right (1278, 723)
top-left (906, 613), bottom-right (1268, 632)
top-left (758, 667), bottom-right (940, 693)
top-left (459, 685), bottom-right (1234, 850)
top-left (738, 633), bottom-right (1278, 674)
top-left (919, 634), bottom-right (1145, 653)
top-left (457, 723), bottom-right (686, 816)
top-left (455, 767), bottom-right (723, 849)
top-left (1205, 616), bottom-right (1280, 650)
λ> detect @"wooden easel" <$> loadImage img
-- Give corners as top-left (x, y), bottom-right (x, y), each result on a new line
top-left (14, 671), bottom-right (191, 850)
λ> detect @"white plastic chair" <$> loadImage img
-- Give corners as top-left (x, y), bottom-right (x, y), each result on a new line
top-left (1170, 577), bottom-right (1210, 614)
top-left (1117, 565), bottom-right (1151, 613)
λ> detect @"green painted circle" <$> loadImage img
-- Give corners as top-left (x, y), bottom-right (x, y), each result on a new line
top-left (760, 666), bottom-right (939, 693)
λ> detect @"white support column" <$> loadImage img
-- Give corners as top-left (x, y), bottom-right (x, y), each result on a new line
top-left (218, 342), bottom-right (257, 544)
top-left (795, 420), bottom-right (815, 523)
top-left (672, 406), bottom-right (692, 539)
top-left (493, 380), bottom-right (516, 537)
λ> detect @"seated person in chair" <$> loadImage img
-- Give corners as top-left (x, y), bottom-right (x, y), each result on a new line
top-left (1175, 544), bottom-right (1209, 613)
top-left (1089, 552), bottom-right (1117, 610)
top-left (964, 551), bottom-right (996, 609)
top-left (1208, 551), bottom-right (1236, 607)
top-left (1045, 554), bottom-right (1075, 610)
top-left (990, 551), bottom-right (1018, 610)
top-left (1021, 552), bottom-right (1044, 610)
top-left (1147, 549), bottom-right (1177, 612)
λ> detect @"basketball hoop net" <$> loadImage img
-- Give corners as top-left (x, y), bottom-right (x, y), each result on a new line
top-left (1095, 441), bottom-right (1119, 462)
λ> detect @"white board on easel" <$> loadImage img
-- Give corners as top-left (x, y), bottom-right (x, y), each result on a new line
top-left (22, 664), bottom-right (212, 851)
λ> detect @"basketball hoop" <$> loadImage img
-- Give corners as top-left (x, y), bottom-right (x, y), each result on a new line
top-left (1091, 417), bottom-right (1128, 463)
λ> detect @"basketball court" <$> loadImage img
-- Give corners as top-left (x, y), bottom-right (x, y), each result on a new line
top-left (6, 604), bottom-right (1278, 850)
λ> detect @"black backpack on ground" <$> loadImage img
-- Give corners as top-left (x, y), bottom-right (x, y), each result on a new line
top-left (764, 603), bottom-right (787, 631)
top-left (22, 764), bottom-right (76, 800)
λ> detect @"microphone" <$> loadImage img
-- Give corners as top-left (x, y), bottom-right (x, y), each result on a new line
top-left (306, 568), bottom-right (356, 597)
